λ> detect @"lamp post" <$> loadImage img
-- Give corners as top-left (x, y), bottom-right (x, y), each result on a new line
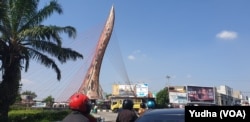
top-left (166, 75), bottom-right (171, 107)
top-left (166, 75), bottom-right (171, 89)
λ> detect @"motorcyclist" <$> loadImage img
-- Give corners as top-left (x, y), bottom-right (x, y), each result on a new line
top-left (62, 93), bottom-right (97, 122)
top-left (146, 101), bottom-right (156, 110)
top-left (138, 102), bottom-right (147, 116)
top-left (116, 99), bottom-right (138, 122)
top-left (147, 101), bottom-right (156, 111)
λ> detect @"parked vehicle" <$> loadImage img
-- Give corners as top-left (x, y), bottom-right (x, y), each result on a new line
top-left (110, 96), bottom-right (155, 113)
top-left (135, 108), bottom-right (184, 122)
top-left (31, 101), bottom-right (46, 108)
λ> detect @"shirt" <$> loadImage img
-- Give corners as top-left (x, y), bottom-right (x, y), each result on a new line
top-left (116, 109), bottom-right (138, 122)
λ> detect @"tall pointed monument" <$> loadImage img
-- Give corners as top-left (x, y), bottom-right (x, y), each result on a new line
top-left (78, 5), bottom-right (115, 100)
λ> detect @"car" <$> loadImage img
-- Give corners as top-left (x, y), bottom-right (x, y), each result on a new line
top-left (135, 108), bottom-right (184, 122)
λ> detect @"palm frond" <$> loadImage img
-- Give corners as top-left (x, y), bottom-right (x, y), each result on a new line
top-left (0, 1), bottom-right (11, 40)
top-left (19, 25), bottom-right (76, 45)
top-left (19, 47), bottom-right (30, 72)
top-left (9, 0), bottom-right (38, 31)
top-left (24, 40), bottom-right (83, 63)
top-left (0, 25), bottom-right (11, 40)
top-left (28, 48), bottom-right (61, 80)
top-left (0, 0), bottom-right (7, 18)
top-left (19, 0), bottom-right (62, 32)
top-left (56, 47), bottom-right (83, 63)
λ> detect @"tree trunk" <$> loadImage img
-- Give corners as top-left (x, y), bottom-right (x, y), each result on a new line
top-left (0, 59), bottom-right (21, 121)
top-left (0, 82), bottom-right (10, 122)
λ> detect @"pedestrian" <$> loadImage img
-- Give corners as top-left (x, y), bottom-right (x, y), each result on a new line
top-left (116, 99), bottom-right (138, 122)
top-left (62, 93), bottom-right (97, 122)
top-left (138, 103), bottom-right (147, 117)
top-left (93, 104), bottom-right (98, 113)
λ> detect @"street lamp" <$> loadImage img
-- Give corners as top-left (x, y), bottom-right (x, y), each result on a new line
top-left (166, 75), bottom-right (171, 107)
top-left (166, 75), bottom-right (171, 88)
top-left (166, 75), bottom-right (171, 93)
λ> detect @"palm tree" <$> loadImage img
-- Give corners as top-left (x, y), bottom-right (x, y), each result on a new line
top-left (0, 0), bottom-right (83, 121)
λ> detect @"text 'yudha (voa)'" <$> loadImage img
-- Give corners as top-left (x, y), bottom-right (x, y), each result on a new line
top-left (185, 106), bottom-right (250, 122)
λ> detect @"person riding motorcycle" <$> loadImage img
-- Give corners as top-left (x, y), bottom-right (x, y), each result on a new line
top-left (116, 99), bottom-right (138, 122)
top-left (138, 102), bottom-right (147, 116)
top-left (62, 93), bottom-right (97, 122)
top-left (146, 101), bottom-right (156, 109)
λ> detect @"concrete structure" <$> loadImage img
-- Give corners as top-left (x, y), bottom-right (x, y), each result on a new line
top-left (216, 85), bottom-right (233, 96)
top-left (78, 6), bottom-right (115, 100)
top-left (215, 85), bottom-right (233, 105)
top-left (216, 92), bottom-right (234, 105)
top-left (232, 90), bottom-right (243, 104)
top-left (215, 85), bottom-right (245, 105)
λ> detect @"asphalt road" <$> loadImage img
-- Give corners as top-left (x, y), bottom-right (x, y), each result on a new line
top-left (92, 111), bottom-right (118, 122)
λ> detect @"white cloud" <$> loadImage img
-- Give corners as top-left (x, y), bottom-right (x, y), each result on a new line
top-left (216, 30), bottom-right (238, 40)
top-left (21, 79), bottom-right (34, 85)
top-left (127, 49), bottom-right (147, 61)
top-left (128, 55), bottom-right (136, 60)
top-left (128, 50), bottom-right (147, 60)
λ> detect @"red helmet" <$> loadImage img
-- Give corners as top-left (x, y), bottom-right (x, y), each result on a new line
top-left (68, 93), bottom-right (91, 113)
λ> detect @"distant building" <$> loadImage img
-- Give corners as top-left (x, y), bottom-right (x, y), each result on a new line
top-left (167, 85), bottom-right (247, 106)
top-left (215, 85), bottom-right (247, 106)
top-left (216, 85), bottom-right (234, 105)
top-left (232, 90), bottom-right (243, 105)
top-left (21, 95), bottom-right (34, 104)
top-left (216, 85), bottom-right (233, 96)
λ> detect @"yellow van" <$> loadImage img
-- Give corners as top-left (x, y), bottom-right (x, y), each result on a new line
top-left (110, 96), bottom-right (144, 112)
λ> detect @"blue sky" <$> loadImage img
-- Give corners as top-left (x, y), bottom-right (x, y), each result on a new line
top-left (20, 0), bottom-right (250, 101)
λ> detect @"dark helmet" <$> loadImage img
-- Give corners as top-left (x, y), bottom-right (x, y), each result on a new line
top-left (68, 93), bottom-right (92, 114)
top-left (147, 101), bottom-right (155, 109)
top-left (122, 99), bottom-right (134, 110)
top-left (140, 102), bottom-right (146, 108)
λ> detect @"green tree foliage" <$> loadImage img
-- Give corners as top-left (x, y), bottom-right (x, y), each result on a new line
top-left (105, 93), bottom-right (112, 100)
top-left (43, 95), bottom-right (54, 107)
top-left (0, 0), bottom-right (83, 121)
top-left (156, 87), bottom-right (169, 108)
top-left (21, 90), bottom-right (37, 99)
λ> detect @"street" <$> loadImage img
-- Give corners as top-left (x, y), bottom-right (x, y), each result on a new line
top-left (92, 111), bottom-right (118, 122)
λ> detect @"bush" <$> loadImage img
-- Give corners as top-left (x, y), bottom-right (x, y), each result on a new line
top-left (8, 109), bottom-right (70, 122)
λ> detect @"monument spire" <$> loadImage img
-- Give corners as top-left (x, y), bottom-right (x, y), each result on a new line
top-left (78, 5), bottom-right (115, 100)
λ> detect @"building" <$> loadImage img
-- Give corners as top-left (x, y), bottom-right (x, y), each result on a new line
top-left (216, 85), bottom-right (234, 105)
top-left (168, 85), bottom-right (247, 106)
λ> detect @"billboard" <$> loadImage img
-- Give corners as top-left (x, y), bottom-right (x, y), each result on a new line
top-left (169, 92), bottom-right (187, 104)
top-left (135, 83), bottom-right (148, 97)
top-left (187, 86), bottom-right (215, 103)
top-left (168, 86), bottom-right (187, 104)
top-left (112, 84), bottom-right (135, 96)
top-left (169, 86), bottom-right (186, 93)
